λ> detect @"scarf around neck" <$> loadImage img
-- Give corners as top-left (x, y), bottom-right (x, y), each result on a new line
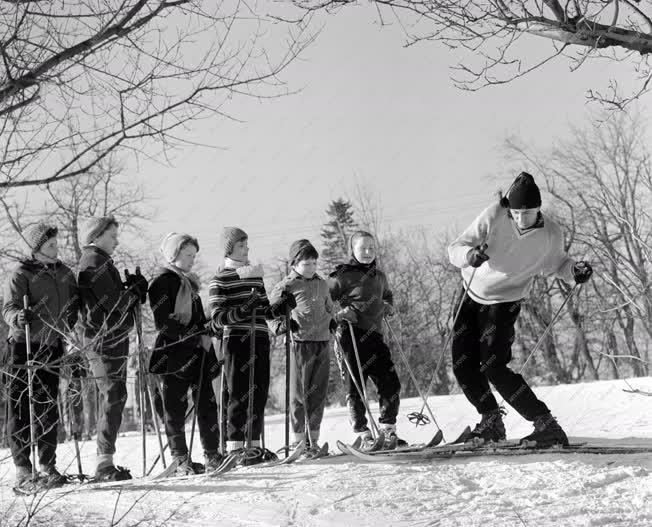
top-left (224, 257), bottom-right (264, 279)
top-left (160, 264), bottom-right (200, 326)
top-left (346, 256), bottom-right (377, 277)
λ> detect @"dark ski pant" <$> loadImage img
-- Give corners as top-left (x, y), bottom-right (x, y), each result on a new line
top-left (86, 337), bottom-right (129, 455)
top-left (223, 335), bottom-right (270, 447)
top-left (6, 340), bottom-right (62, 469)
top-left (338, 325), bottom-right (401, 433)
top-left (158, 349), bottom-right (219, 458)
top-left (451, 295), bottom-right (550, 421)
top-left (290, 341), bottom-right (330, 441)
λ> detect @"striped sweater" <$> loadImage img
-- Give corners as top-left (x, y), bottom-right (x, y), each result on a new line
top-left (208, 267), bottom-right (281, 338)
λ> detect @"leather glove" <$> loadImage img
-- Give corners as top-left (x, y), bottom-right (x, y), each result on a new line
top-left (329, 319), bottom-right (338, 334)
top-left (283, 291), bottom-right (297, 310)
top-left (572, 261), bottom-right (593, 284)
top-left (466, 243), bottom-right (489, 268)
top-left (238, 289), bottom-right (263, 316)
top-left (124, 267), bottom-right (149, 304)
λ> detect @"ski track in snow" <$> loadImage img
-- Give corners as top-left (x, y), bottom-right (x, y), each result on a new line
top-left (1, 377), bottom-right (651, 527)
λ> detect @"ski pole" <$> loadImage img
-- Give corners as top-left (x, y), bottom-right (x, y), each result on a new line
top-left (67, 393), bottom-right (85, 480)
top-left (188, 343), bottom-right (207, 460)
top-left (383, 317), bottom-right (444, 439)
top-left (346, 320), bottom-right (377, 439)
top-left (298, 335), bottom-right (313, 450)
top-left (284, 302), bottom-right (292, 458)
top-left (334, 327), bottom-right (381, 439)
top-left (418, 253), bottom-right (484, 419)
top-left (126, 269), bottom-right (148, 477)
top-left (146, 372), bottom-right (166, 468)
top-left (214, 337), bottom-right (226, 456)
top-left (22, 296), bottom-right (37, 480)
top-left (518, 283), bottom-right (581, 374)
top-left (246, 290), bottom-right (256, 450)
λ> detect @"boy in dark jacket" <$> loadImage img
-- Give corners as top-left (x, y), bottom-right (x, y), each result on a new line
top-left (329, 231), bottom-right (402, 448)
top-left (208, 227), bottom-right (294, 463)
top-left (148, 233), bottom-right (221, 475)
top-left (2, 224), bottom-right (79, 491)
top-left (77, 215), bottom-right (148, 481)
top-left (268, 240), bottom-right (334, 453)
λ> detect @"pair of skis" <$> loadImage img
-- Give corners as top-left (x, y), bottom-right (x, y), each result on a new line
top-left (335, 429), bottom-right (445, 459)
top-left (258, 440), bottom-right (330, 467)
top-left (337, 426), bottom-right (652, 462)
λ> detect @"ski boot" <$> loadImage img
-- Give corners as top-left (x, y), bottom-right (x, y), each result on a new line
top-left (237, 446), bottom-right (278, 466)
top-left (356, 430), bottom-right (379, 452)
top-left (94, 464), bottom-right (132, 482)
top-left (170, 455), bottom-right (199, 476)
top-left (381, 425), bottom-right (408, 449)
top-left (14, 465), bottom-right (36, 491)
top-left (204, 451), bottom-right (224, 472)
top-left (520, 413), bottom-right (569, 448)
top-left (13, 466), bottom-right (50, 495)
top-left (39, 465), bottom-right (68, 488)
top-left (467, 408), bottom-right (506, 444)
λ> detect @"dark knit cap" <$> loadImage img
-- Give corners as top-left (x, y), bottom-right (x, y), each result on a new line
top-left (506, 172), bottom-right (542, 209)
top-left (221, 227), bottom-right (248, 257)
top-left (23, 223), bottom-right (58, 254)
top-left (289, 239), bottom-right (318, 265)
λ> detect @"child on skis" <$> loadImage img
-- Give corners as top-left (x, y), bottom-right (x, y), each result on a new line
top-left (268, 239), bottom-right (334, 454)
top-left (77, 215), bottom-right (148, 481)
top-left (2, 224), bottom-right (80, 492)
top-left (148, 233), bottom-right (222, 475)
top-left (208, 227), bottom-right (295, 464)
top-left (329, 231), bottom-right (402, 449)
top-left (447, 172), bottom-right (593, 447)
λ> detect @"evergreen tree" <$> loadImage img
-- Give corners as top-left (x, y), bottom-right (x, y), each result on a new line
top-left (320, 199), bottom-right (357, 272)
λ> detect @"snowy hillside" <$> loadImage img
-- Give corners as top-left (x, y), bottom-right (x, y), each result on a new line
top-left (1, 377), bottom-right (651, 527)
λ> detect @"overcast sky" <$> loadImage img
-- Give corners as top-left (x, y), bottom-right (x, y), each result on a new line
top-left (57, 5), bottom-right (652, 273)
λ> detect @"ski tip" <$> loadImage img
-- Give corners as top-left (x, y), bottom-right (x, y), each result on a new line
top-left (336, 440), bottom-right (350, 456)
top-left (426, 429), bottom-right (444, 448)
top-left (450, 426), bottom-right (473, 445)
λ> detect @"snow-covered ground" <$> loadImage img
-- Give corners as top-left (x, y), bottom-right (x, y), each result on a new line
top-left (1, 377), bottom-right (651, 527)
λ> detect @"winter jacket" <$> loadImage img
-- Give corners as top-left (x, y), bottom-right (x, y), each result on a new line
top-left (2, 259), bottom-right (79, 346)
top-left (447, 202), bottom-right (576, 304)
top-left (329, 262), bottom-right (393, 335)
top-left (268, 270), bottom-right (333, 342)
top-left (77, 245), bottom-right (136, 340)
top-left (147, 268), bottom-right (210, 375)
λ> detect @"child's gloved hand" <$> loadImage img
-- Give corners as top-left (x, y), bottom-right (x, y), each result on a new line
top-left (335, 306), bottom-right (358, 324)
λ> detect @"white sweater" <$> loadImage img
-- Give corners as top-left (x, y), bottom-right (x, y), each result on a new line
top-left (447, 202), bottom-right (575, 305)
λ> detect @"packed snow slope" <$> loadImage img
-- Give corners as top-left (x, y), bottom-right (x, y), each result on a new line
top-left (1, 377), bottom-right (650, 527)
